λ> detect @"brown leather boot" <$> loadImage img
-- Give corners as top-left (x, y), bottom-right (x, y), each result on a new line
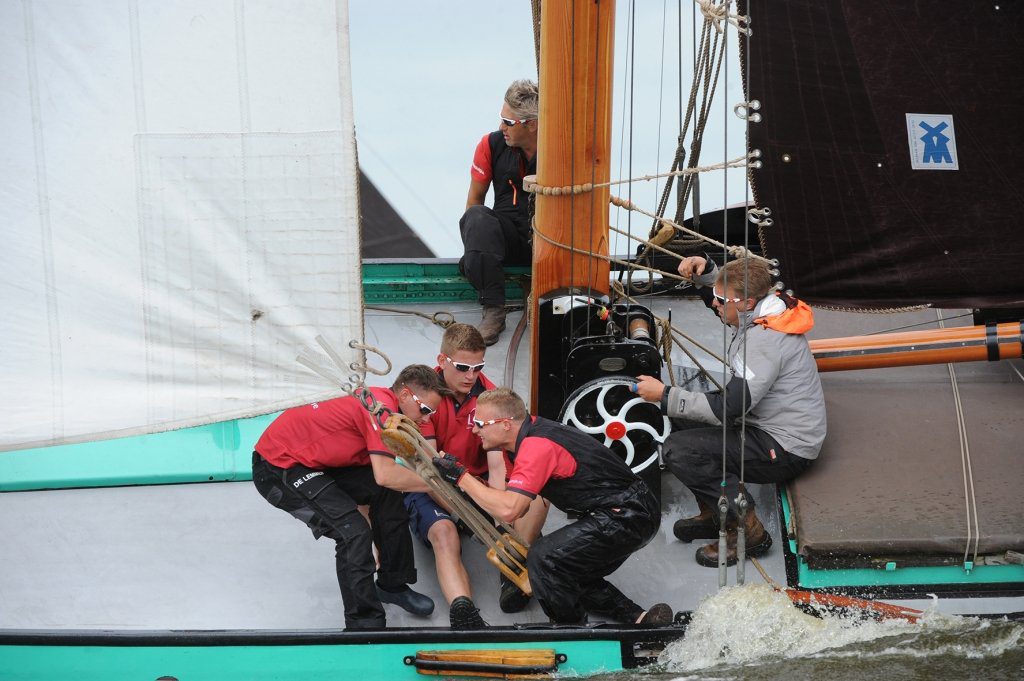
top-left (477, 305), bottom-right (507, 346)
top-left (694, 507), bottom-right (772, 568)
top-left (673, 498), bottom-right (718, 543)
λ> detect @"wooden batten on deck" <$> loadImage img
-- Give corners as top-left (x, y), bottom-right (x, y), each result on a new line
top-left (530, 0), bottom-right (616, 410)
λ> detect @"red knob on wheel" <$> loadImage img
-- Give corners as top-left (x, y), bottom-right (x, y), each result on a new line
top-left (605, 421), bottom-right (627, 440)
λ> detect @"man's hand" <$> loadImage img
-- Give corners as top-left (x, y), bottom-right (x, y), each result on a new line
top-left (677, 256), bottom-right (707, 282)
top-left (634, 375), bottom-right (666, 403)
top-left (432, 452), bottom-right (467, 486)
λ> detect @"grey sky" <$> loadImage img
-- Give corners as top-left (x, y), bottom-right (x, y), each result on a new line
top-left (349, 2), bottom-right (748, 258)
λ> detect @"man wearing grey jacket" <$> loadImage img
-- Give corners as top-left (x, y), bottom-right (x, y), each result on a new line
top-left (635, 255), bottom-right (826, 568)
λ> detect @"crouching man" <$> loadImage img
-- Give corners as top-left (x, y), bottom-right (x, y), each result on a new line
top-left (251, 364), bottom-right (447, 629)
top-left (432, 388), bottom-right (672, 626)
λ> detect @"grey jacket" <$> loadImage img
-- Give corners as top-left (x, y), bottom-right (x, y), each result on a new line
top-left (664, 265), bottom-right (827, 459)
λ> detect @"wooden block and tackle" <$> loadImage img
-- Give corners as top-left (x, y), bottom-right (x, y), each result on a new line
top-left (380, 413), bottom-right (532, 596)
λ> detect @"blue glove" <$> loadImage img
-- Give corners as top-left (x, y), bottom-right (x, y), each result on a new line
top-left (432, 452), bottom-right (467, 486)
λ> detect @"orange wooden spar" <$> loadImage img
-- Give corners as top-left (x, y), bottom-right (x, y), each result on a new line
top-left (784, 588), bottom-right (923, 623)
top-left (810, 322), bottom-right (1023, 372)
top-left (530, 0), bottom-right (616, 410)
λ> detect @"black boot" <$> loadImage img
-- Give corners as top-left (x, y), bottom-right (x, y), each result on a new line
top-left (498, 574), bottom-right (531, 614)
top-left (375, 583), bottom-right (435, 617)
top-left (449, 596), bottom-right (488, 630)
top-left (672, 498), bottom-right (718, 543)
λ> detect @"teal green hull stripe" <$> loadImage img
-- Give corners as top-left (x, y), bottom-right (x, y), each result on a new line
top-left (0, 640), bottom-right (619, 680)
top-left (0, 413), bottom-right (277, 492)
top-left (778, 489), bottom-right (1024, 588)
top-left (796, 560), bottom-right (1024, 588)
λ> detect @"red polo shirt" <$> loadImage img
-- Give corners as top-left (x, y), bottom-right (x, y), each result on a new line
top-left (255, 387), bottom-right (403, 469)
top-left (470, 134), bottom-right (493, 183)
top-left (506, 418), bottom-right (578, 497)
top-left (429, 370), bottom-right (495, 476)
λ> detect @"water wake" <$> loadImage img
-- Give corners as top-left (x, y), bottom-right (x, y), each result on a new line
top-left (657, 583), bottom-right (1004, 673)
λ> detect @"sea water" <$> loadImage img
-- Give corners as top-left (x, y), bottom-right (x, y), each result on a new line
top-left (589, 583), bottom-right (1024, 680)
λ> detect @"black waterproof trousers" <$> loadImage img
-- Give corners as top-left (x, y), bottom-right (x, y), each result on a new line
top-left (527, 481), bottom-right (659, 624)
top-left (662, 425), bottom-right (814, 517)
top-left (251, 452), bottom-right (417, 629)
top-left (459, 205), bottom-right (531, 307)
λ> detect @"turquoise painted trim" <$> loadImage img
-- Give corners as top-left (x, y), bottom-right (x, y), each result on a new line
top-left (778, 488), bottom-right (1024, 589)
top-left (796, 560), bottom-right (1024, 589)
top-left (0, 640), bottom-right (620, 681)
top-left (0, 413), bottom-right (277, 492)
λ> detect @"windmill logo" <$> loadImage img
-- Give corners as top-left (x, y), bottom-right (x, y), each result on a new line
top-left (906, 113), bottom-right (959, 170)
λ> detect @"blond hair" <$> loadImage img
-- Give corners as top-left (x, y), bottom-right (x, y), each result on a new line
top-left (476, 388), bottom-right (528, 422)
top-left (718, 257), bottom-right (774, 300)
top-left (440, 323), bottom-right (486, 356)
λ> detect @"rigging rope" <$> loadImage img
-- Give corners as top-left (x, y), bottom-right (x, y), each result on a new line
top-left (531, 0), bottom-right (542, 75)
top-left (694, 0), bottom-right (750, 35)
top-left (525, 154), bottom-right (750, 195)
top-left (937, 309), bottom-right (982, 568)
top-left (609, 193), bottom-right (765, 262)
top-left (365, 305), bottom-right (456, 329)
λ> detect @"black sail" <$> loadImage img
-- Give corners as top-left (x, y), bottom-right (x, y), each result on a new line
top-left (740, 1), bottom-right (1024, 309)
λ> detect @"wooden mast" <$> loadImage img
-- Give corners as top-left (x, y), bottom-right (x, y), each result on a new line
top-left (530, 0), bottom-right (616, 411)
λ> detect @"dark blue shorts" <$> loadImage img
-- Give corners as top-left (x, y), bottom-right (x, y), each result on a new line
top-left (403, 492), bottom-right (455, 546)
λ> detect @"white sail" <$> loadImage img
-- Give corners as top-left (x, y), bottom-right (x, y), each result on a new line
top-left (0, 0), bottom-right (362, 450)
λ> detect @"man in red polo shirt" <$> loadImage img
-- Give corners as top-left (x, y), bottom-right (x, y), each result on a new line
top-left (252, 364), bottom-right (447, 630)
top-left (432, 388), bottom-right (672, 627)
top-left (405, 323), bottom-right (546, 629)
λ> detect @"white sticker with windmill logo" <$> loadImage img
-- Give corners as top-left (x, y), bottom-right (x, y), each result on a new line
top-left (906, 113), bottom-right (959, 170)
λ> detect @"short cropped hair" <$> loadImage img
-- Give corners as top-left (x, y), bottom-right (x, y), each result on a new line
top-left (718, 257), bottom-right (774, 300)
top-left (476, 388), bottom-right (528, 422)
top-left (505, 79), bottom-right (539, 120)
top-left (440, 323), bottom-right (486, 356)
top-left (391, 364), bottom-right (452, 398)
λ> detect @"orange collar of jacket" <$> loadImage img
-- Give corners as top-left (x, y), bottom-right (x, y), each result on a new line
top-left (753, 298), bottom-right (814, 334)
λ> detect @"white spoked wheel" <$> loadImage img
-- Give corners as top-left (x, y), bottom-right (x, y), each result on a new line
top-left (559, 376), bottom-right (671, 474)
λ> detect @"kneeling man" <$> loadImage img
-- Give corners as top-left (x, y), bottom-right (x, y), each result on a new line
top-left (432, 388), bottom-right (672, 626)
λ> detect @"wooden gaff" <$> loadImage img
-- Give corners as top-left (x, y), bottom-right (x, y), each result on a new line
top-left (810, 322), bottom-right (1023, 372)
top-left (529, 0), bottom-right (615, 411)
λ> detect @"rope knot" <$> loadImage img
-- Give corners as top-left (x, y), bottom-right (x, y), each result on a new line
top-left (695, 0), bottom-right (751, 35)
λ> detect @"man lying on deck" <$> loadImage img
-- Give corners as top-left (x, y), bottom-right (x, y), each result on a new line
top-left (432, 388), bottom-right (673, 626)
top-left (407, 323), bottom-right (548, 629)
top-left (251, 364), bottom-right (447, 630)
top-left (635, 255), bottom-right (826, 568)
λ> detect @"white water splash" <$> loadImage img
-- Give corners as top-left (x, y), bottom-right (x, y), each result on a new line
top-left (658, 583), bottom-right (970, 672)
